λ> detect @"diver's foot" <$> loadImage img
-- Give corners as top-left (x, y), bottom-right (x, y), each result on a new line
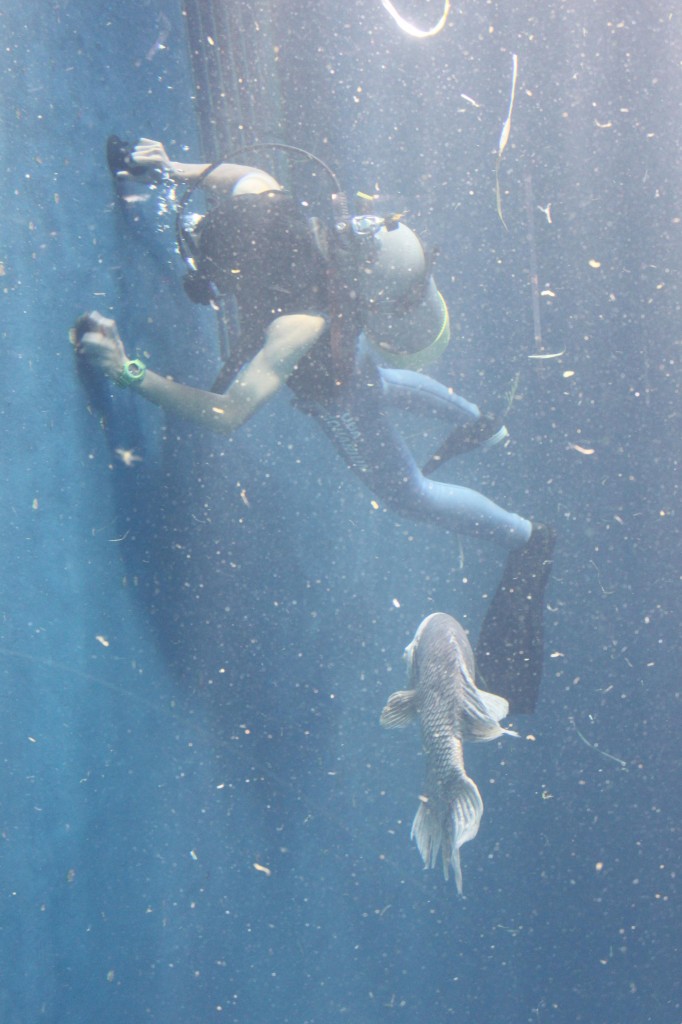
top-left (475, 523), bottom-right (556, 714)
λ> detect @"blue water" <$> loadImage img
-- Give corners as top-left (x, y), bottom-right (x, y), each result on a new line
top-left (1, 1), bottom-right (679, 1022)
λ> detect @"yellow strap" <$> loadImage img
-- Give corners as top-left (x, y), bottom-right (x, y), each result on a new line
top-left (375, 291), bottom-right (451, 370)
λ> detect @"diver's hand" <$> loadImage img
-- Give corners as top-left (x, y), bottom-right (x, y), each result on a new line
top-left (129, 137), bottom-right (172, 174)
top-left (72, 311), bottom-right (128, 381)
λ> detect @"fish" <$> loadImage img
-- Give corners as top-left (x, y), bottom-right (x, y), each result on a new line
top-left (380, 612), bottom-right (517, 894)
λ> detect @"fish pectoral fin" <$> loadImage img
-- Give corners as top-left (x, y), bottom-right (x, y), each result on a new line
top-left (476, 689), bottom-right (510, 722)
top-left (462, 688), bottom-right (511, 741)
top-left (380, 689), bottom-right (418, 728)
top-left (460, 672), bottom-right (513, 742)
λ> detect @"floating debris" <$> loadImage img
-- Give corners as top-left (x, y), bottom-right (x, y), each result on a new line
top-left (496, 53), bottom-right (519, 229)
top-left (146, 13), bottom-right (171, 62)
top-left (381, 0), bottom-right (451, 37)
top-left (115, 447), bottom-right (143, 466)
top-left (569, 716), bottom-right (628, 770)
top-left (568, 443), bottom-right (595, 455)
top-left (120, 193), bottom-right (150, 205)
top-left (528, 349), bottom-right (565, 360)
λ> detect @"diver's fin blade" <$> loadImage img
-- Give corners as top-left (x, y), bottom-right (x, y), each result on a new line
top-left (422, 423), bottom-right (485, 476)
top-left (476, 523), bottom-right (556, 714)
top-left (380, 689), bottom-right (418, 728)
top-left (422, 378), bottom-right (518, 478)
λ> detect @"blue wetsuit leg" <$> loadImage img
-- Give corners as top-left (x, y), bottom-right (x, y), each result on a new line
top-left (308, 356), bottom-right (531, 552)
top-left (379, 367), bottom-right (480, 425)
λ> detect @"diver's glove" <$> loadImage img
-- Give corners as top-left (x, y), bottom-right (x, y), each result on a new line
top-left (106, 136), bottom-right (148, 178)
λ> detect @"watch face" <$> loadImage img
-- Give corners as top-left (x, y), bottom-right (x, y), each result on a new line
top-left (118, 360), bottom-right (145, 387)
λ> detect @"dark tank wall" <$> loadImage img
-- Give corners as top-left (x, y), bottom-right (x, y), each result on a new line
top-left (0, 4), bottom-right (205, 1021)
top-left (0, 3), bottom-right (451, 1022)
top-left (0, 3), bottom-right (275, 1021)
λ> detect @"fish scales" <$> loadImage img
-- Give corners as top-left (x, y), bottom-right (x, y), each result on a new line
top-left (381, 612), bottom-right (516, 894)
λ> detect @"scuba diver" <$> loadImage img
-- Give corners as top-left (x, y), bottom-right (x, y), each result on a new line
top-left (73, 137), bottom-right (555, 713)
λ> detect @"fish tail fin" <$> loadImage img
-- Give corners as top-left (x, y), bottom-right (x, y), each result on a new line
top-left (411, 773), bottom-right (483, 896)
top-left (446, 772), bottom-right (484, 894)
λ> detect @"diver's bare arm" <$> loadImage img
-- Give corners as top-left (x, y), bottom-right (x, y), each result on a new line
top-left (75, 311), bottom-right (325, 436)
top-left (138, 315), bottom-right (325, 433)
top-left (166, 161), bottom-right (279, 192)
top-left (130, 139), bottom-right (280, 192)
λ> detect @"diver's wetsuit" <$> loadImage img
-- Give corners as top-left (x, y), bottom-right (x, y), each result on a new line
top-left (289, 345), bottom-right (531, 551)
top-left (199, 189), bottom-right (532, 552)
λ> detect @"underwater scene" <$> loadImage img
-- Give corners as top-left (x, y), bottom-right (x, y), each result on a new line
top-left (1, 1), bottom-right (680, 1021)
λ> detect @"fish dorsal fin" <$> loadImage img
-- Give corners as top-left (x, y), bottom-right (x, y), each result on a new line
top-left (458, 661), bottom-right (511, 742)
top-left (380, 689), bottom-right (418, 728)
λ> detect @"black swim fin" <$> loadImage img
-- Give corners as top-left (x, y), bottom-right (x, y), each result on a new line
top-left (422, 373), bottom-right (519, 477)
top-left (422, 413), bottom-right (508, 476)
top-left (475, 523), bottom-right (556, 714)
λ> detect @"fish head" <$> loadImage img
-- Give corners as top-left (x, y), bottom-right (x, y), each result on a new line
top-left (403, 613), bottom-right (451, 684)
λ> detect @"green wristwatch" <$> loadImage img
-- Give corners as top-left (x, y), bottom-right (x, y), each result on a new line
top-left (117, 358), bottom-right (147, 388)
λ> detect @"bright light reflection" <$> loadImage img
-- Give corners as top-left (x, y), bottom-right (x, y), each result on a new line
top-left (380, 0), bottom-right (451, 38)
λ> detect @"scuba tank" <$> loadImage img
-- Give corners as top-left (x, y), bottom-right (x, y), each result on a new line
top-left (354, 217), bottom-right (451, 371)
